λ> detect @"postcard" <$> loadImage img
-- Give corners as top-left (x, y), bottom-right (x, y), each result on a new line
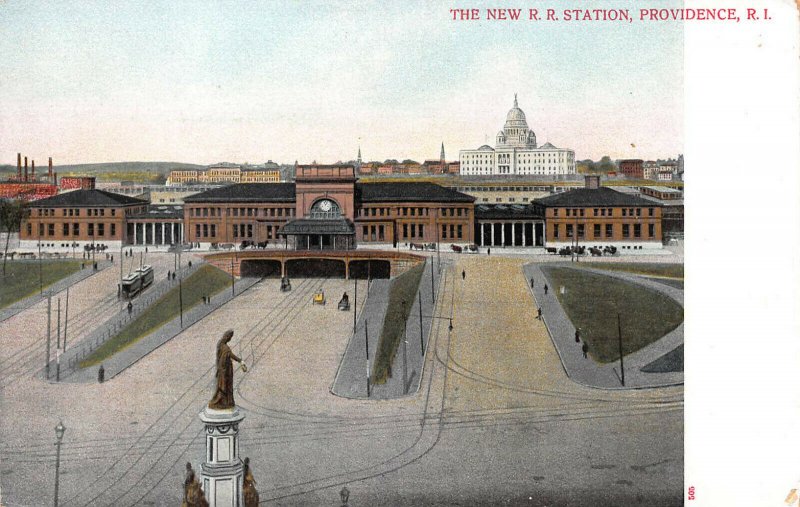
top-left (0, 1), bottom-right (797, 506)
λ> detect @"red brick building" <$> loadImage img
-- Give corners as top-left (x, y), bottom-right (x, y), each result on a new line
top-left (534, 176), bottom-right (663, 249)
top-left (183, 164), bottom-right (475, 249)
top-left (19, 189), bottom-right (148, 249)
top-left (618, 159), bottom-right (644, 179)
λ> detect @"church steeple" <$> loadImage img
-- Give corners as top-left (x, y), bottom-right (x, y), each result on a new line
top-left (440, 142), bottom-right (445, 163)
top-left (357, 146), bottom-right (362, 163)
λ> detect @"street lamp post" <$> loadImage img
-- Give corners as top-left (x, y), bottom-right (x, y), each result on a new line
top-left (54, 420), bottom-right (66, 507)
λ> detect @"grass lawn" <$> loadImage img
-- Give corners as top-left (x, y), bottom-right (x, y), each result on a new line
top-left (0, 260), bottom-right (83, 309)
top-left (541, 266), bottom-right (684, 363)
top-left (372, 263), bottom-right (425, 384)
top-left (80, 265), bottom-right (231, 367)
top-left (580, 262), bottom-right (684, 279)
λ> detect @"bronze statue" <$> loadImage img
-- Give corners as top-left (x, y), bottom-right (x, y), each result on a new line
top-left (243, 457), bottom-right (260, 507)
top-left (182, 462), bottom-right (209, 507)
top-left (208, 330), bottom-right (247, 410)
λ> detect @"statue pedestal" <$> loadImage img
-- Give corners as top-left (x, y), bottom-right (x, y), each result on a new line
top-left (199, 406), bottom-right (245, 507)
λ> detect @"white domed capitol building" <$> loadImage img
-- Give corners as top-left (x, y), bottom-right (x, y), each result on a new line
top-left (459, 95), bottom-right (576, 176)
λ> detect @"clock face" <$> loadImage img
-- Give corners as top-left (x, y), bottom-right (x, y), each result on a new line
top-left (319, 199), bottom-right (332, 212)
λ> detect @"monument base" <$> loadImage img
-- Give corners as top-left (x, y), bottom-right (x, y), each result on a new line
top-left (199, 406), bottom-right (245, 507)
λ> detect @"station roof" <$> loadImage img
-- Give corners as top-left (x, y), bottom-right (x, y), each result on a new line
top-left (280, 218), bottom-right (355, 235)
top-left (128, 205), bottom-right (184, 219)
top-left (535, 187), bottom-right (660, 208)
top-left (474, 204), bottom-right (544, 220)
top-left (28, 189), bottom-right (147, 207)
top-left (357, 182), bottom-right (474, 203)
top-left (183, 183), bottom-right (296, 203)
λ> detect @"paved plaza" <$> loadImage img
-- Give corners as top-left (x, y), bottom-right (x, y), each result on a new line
top-left (0, 251), bottom-right (683, 506)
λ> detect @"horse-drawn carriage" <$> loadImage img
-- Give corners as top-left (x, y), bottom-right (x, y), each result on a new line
top-left (337, 292), bottom-right (350, 311)
top-left (280, 276), bottom-right (291, 292)
top-left (450, 244), bottom-right (463, 253)
top-left (313, 289), bottom-right (325, 305)
top-left (467, 244), bottom-right (479, 253)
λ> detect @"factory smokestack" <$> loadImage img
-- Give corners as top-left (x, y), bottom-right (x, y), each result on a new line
top-left (24, 156), bottom-right (28, 182)
top-left (17, 153), bottom-right (21, 180)
top-left (48, 157), bottom-right (53, 177)
top-left (53, 171), bottom-right (58, 186)
top-left (31, 160), bottom-right (35, 181)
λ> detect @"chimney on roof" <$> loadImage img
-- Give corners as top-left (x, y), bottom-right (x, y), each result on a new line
top-left (17, 153), bottom-right (21, 180)
top-left (585, 174), bottom-right (601, 189)
top-left (24, 156), bottom-right (28, 182)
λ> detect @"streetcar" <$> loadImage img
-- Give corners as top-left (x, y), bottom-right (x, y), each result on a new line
top-left (121, 265), bottom-right (154, 299)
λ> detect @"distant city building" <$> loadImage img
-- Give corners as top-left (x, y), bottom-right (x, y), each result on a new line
top-left (60, 176), bottom-right (96, 191)
top-left (1, 153), bottom-right (59, 201)
top-left (618, 159), bottom-right (644, 179)
top-left (460, 95), bottom-right (576, 176)
top-left (167, 162), bottom-right (281, 185)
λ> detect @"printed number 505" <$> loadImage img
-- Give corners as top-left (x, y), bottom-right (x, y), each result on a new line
top-left (688, 486), bottom-right (695, 500)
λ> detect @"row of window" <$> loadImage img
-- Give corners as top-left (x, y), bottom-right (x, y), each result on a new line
top-left (555, 207), bottom-right (656, 218)
top-left (190, 207), bottom-right (296, 218)
top-left (27, 222), bottom-right (116, 237)
top-left (552, 223), bottom-right (656, 240)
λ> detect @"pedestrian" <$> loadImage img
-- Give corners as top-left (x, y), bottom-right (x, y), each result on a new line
top-left (575, 328), bottom-right (581, 343)
top-left (487, 247), bottom-right (491, 256)
top-left (461, 269), bottom-right (465, 280)
top-left (188, 260), bottom-right (192, 267)
top-left (172, 272), bottom-right (176, 280)
top-left (93, 262), bottom-right (98, 270)
top-left (110, 254), bottom-right (114, 263)
top-left (127, 301), bottom-right (133, 314)
top-left (582, 341), bottom-right (589, 359)
top-left (544, 284), bottom-right (548, 295)
top-left (80, 263), bottom-right (84, 269)
top-left (98, 364), bottom-right (105, 383)
top-left (167, 270), bottom-right (171, 280)
top-left (207, 295), bottom-right (211, 305)
top-left (537, 307), bottom-right (542, 320)
top-left (530, 278), bottom-right (534, 288)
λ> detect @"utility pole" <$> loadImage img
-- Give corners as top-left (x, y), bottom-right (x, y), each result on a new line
top-left (365, 319), bottom-right (370, 397)
top-left (418, 292), bottom-right (424, 356)
top-left (178, 247), bottom-right (184, 327)
top-left (56, 298), bottom-right (61, 349)
top-left (63, 288), bottom-right (69, 350)
top-left (617, 312), bottom-right (625, 386)
top-left (430, 256), bottom-right (435, 304)
top-left (353, 277), bottom-right (357, 335)
top-left (402, 300), bottom-right (408, 394)
top-left (45, 294), bottom-right (51, 380)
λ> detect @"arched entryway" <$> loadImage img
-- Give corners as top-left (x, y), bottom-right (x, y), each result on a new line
top-left (286, 258), bottom-right (347, 278)
top-left (348, 260), bottom-right (391, 279)
top-left (240, 259), bottom-right (282, 278)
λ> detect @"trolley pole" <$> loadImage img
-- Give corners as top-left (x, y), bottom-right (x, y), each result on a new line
top-left (353, 277), bottom-right (357, 335)
top-left (56, 298), bottom-right (61, 349)
top-left (45, 294), bottom-right (51, 380)
top-left (365, 319), bottom-right (370, 398)
top-left (418, 292), bottom-right (424, 356)
top-left (63, 288), bottom-right (69, 350)
top-left (617, 312), bottom-right (625, 386)
top-left (402, 300), bottom-right (408, 394)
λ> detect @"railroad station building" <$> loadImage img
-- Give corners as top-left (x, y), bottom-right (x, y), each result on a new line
top-left (18, 189), bottom-right (149, 250)
top-left (534, 175), bottom-right (663, 249)
top-left (183, 164), bottom-right (476, 249)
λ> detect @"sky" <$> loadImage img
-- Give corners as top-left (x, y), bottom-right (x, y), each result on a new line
top-left (0, 0), bottom-right (683, 166)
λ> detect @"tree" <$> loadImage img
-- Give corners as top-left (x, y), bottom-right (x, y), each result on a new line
top-left (1, 199), bottom-right (26, 276)
top-left (598, 156), bottom-right (616, 173)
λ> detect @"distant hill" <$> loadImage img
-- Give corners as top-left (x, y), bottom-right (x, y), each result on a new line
top-left (0, 162), bottom-right (206, 184)
top-left (0, 161), bottom-right (204, 175)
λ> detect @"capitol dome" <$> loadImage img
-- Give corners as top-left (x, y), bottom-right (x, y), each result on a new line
top-left (504, 94), bottom-right (529, 130)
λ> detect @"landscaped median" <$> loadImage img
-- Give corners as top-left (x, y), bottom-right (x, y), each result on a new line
top-left (0, 260), bottom-right (83, 309)
top-left (371, 263), bottom-right (425, 385)
top-left (79, 265), bottom-right (232, 368)
top-left (540, 265), bottom-right (684, 363)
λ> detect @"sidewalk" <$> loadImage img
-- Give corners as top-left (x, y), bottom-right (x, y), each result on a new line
top-left (523, 262), bottom-right (684, 389)
top-left (54, 267), bottom-right (260, 383)
top-left (331, 257), bottom-right (447, 399)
